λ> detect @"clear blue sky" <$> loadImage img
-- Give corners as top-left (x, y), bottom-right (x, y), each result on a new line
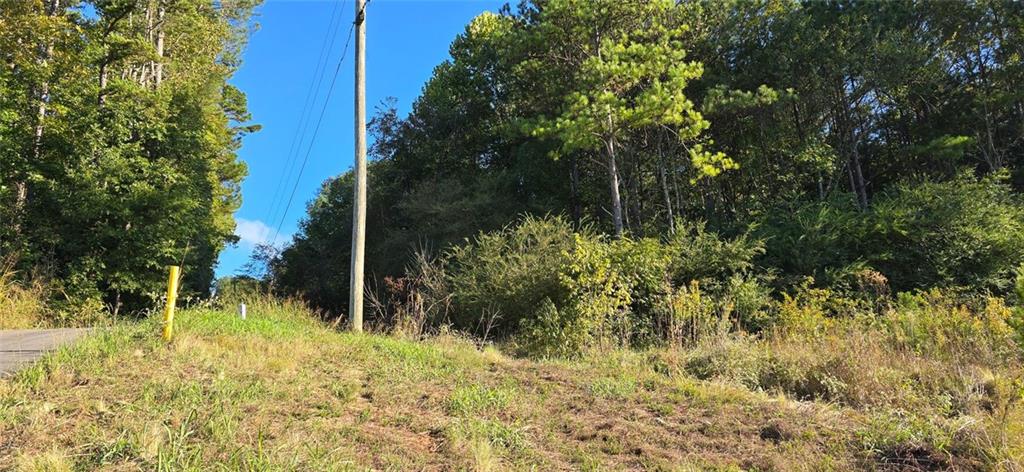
top-left (217, 0), bottom-right (505, 278)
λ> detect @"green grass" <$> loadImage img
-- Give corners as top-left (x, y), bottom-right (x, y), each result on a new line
top-left (0, 265), bottom-right (110, 329)
top-left (1, 299), bottom-right (1020, 470)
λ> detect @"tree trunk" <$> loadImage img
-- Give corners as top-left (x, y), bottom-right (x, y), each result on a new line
top-left (701, 181), bottom-right (714, 220)
top-left (671, 157), bottom-right (683, 217)
top-left (13, 181), bottom-right (27, 233)
top-left (657, 138), bottom-right (674, 235)
top-left (98, 63), bottom-right (108, 106)
top-left (32, 0), bottom-right (60, 153)
top-left (980, 103), bottom-right (1001, 172)
top-left (850, 143), bottom-right (869, 209)
top-left (144, 2), bottom-right (153, 84)
top-left (605, 137), bottom-right (624, 238)
top-left (622, 182), bottom-right (632, 234)
top-left (835, 80), bottom-right (869, 209)
top-left (18, 0), bottom-right (61, 235)
top-left (570, 154), bottom-right (581, 229)
top-left (32, 79), bottom-right (48, 160)
top-left (155, 4), bottom-right (165, 86)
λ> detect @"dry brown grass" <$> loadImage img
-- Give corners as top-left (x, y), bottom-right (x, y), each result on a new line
top-left (667, 310), bottom-right (1024, 471)
top-left (0, 259), bottom-right (108, 329)
top-left (0, 300), bottom-right (1020, 471)
top-left (0, 264), bottom-right (50, 329)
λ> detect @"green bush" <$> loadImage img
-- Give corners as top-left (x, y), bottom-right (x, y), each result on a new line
top-left (0, 266), bottom-right (52, 329)
top-left (1012, 267), bottom-right (1024, 345)
top-left (885, 290), bottom-right (1020, 364)
top-left (214, 276), bottom-right (265, 307)
top-left (512, 231), bottom-right (632, 357)
top-left (672, 285), bottom-right (1022, 414)
top-left (446, 215), bottom-right (578, 336)
top-left (756, 195), bottom-right (868, 289)
top-left (665, 221), bottom-right (764, 286)
top-left (440, 215), bottom-right (780, 355)
top-left (661, 281), bottom-right (727, 346)
top-left (605, 237), bottom-right (673, 345)
top-left (759, 173), bottom-right (1024, 294)
top-left (871, 173), bottom-right (1024, 293)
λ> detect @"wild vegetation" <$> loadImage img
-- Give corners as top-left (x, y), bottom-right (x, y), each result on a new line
top-left (3, 0), bottom-right (1024, 469)
top-left (0, 0), bottom-right (261, 316)
top-left (268, 0), bottom-right (1024, 316)
top-left (248, 1), bottom-right (1024, 467)
top-left (2, 297), bottom-right (1021, 470)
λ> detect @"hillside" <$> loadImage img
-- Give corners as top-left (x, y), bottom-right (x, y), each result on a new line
top-left (2, 299), bottom-right (1019, 471)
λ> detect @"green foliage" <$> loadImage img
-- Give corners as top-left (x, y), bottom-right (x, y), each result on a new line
top-left (661, 280), bottom-right (725, 347)
top-left (1012, 267), bottom-right (1024, 345)
top-left (885, 290), bottom-right (1021, 363)
top-left (665, 221), bottom-right (763, 285)
top-left (517, 232), bottom-right (633, 357)
top-left (871, 174), bottom-right (1024, 292)
top-left (267, 1), bottom-right (1024, 375)
top-left (760, 175), bottom-right (1024, 293)
top-left (0, 263), bottom-right (51, 329)
top-left (446, 215), bottom-right (579, 336)
top-left (436, 208), bottom-right (1024, 360)
top-left (721, 274), bottom-right (774, 333)
top-left (0, 0), bottom-right (261, 315)
top-left (212, 276), bottom-right (265, 309)
top-left (527, 0), bottom-right (734, 177)
top-left (676, 287), bottom-right (1022, 436)
top-left (432, 215), bottom-right (767, 356)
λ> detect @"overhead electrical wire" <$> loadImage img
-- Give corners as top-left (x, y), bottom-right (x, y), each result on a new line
top-left (268, 0), bottom-right (371, 248)
top-left (263, 0), bottom-right (346, 231)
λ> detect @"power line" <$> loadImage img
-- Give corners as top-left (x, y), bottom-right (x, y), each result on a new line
top-left (264, 0), bottom-right (345, 229)
top-left (269, 0), bottom-right (371, 247)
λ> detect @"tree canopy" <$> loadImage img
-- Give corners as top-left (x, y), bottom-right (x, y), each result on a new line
top-left (271, 0), bottom-right (1024, 316)
top-left (1, 0), bottom-right (261, 314)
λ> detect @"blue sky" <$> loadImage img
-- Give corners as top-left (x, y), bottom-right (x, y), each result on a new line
top-left (217, 0), bottom-right (506, 278)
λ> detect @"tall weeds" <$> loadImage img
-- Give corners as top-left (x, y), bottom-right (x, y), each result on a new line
top-left (0, 259), bottom-right (50, 329)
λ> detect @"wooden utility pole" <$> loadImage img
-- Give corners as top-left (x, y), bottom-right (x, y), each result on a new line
top-left (349, 0), bottom-right (367, 332)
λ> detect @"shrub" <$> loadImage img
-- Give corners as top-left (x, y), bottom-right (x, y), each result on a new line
top-left (605, 237), bottom-right (673, 345)
top-left (446, 215), bottom-right (578, 337)
top-left (884, 290), bottom-right (1020, 364)
top-left (367, 251), bottom-right (453, 338)
top-left (872, 173), bottom-right (1024, 293)
top-left (213, 276), bottom-right (265, 308)
top-left (0, 260), bottom-right (106, 328)
top-left (759, 173), bottom-right (1024, 294)
top-left (515, 233), bottom-right (632, 357)
top-left (0, 266), bottom-right (50, 329)
top-left (660, 281), bottom-right (727, 347)
top-left (756, 194), bottom-right (868, 289)
top-left (772, 280), bottom-right (867, 338)
top-left (516, 298), bottom-right (596, 358)
top-left (661, 221), bottom-right (773, 334)
top-left (440, 215), bottom-right (777, 355)
top-left (672, 286), bottom-right (1022, 416)
top-left (665, 220), bottom-right (764, 286)
top-left (721, 274), bottom-right (774, 333)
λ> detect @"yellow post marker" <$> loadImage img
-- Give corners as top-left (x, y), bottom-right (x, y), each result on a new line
top-left (162, 265), bottom-right (180, 341)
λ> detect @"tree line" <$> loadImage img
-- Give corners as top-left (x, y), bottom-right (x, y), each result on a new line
top-left (1, 0), bottom-right (261, 316)
top-left (267, 0), bottom-right (1024, 316)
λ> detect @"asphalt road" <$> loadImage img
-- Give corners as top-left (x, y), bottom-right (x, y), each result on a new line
top-left (0, 328), bottom-right (92, 377)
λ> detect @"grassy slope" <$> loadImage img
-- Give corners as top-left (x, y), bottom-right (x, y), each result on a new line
top-left (0, 304), bottom-right (962, 471)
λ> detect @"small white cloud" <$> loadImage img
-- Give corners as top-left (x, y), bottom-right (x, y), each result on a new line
top-left (235, 218), bottom-right (273, 248)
